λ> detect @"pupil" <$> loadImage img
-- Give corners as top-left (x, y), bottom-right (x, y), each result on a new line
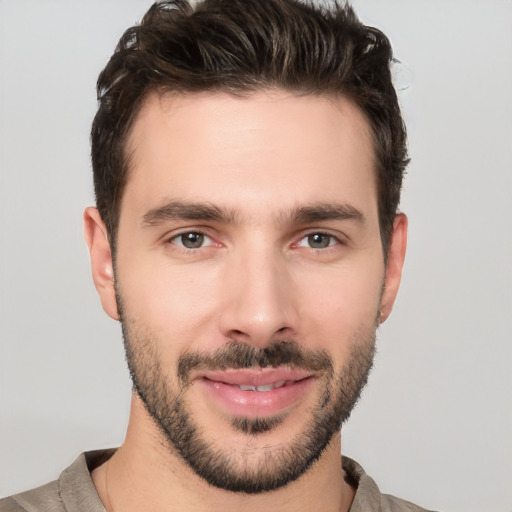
top-left (309, 233), bottom-right (329, 248)
top-left (182, 232), bottom-right (204, 248)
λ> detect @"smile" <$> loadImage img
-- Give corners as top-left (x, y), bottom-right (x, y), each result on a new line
top-left (197, 369), bottom-right (315, 418)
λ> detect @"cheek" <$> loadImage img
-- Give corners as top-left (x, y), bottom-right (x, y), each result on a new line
top-left (116, 255), bottom-right (222, 345)
top-left (294, 259), bottom-right (383, 348)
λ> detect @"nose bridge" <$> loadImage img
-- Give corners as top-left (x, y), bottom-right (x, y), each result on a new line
top-left (219, 239), bottom-right (295, 346)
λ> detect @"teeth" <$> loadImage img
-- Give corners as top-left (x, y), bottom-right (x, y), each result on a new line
top-left (255, 384), bottom-right (274, 392)
top-left (239, 385), bottom-right (257, 391)
top-left (237, 380), bottom-right (288, 392)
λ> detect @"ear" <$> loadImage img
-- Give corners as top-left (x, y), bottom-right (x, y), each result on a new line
top-left (380, 213), bottom-right (408, 323)
top-left (84, 207), bottom-right (119, 320)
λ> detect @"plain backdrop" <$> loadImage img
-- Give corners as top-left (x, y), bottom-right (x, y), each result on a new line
top-left (1, 1), bottom-right (511, 511)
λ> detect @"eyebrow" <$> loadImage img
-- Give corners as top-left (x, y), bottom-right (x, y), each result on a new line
top-left (283, 203), bottom-right (365, 225)
top-left (141, 200), bottom-right (365, 227)
top-left (142, 201), bottom-right (238, 226)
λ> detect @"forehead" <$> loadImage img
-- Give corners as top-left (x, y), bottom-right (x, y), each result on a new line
top-left (122, 89), bottom-right (377, 222)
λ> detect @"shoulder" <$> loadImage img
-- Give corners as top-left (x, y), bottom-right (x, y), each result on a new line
top-left (0, 450), bottom-right (114, 512)
top-left (343, 456), bottom-right (438, 512)
top-left (0, 481), bottom-right (62, 512)
top-left (381, 493), bottom-right (436, 512)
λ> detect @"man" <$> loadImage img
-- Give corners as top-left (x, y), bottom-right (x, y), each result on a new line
top-left (1, 0), bottom-right (432, 510)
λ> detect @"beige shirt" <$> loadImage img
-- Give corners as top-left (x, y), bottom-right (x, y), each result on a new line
top-left (0, 450), bottom-right (435, 512)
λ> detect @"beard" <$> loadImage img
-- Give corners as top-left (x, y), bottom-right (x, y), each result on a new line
top-left (118, 298), bottom-right (377, 494)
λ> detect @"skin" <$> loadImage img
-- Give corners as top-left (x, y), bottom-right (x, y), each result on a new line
top-left (84, 90), bottom-right (407, 512)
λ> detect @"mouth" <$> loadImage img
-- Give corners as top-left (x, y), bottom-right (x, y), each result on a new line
top-left (196, 368), bottom-right (315, 419)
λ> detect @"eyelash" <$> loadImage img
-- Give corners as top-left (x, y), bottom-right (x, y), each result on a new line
top-left (296, 231), bottom-right (343, 250)
top-left (167, 230), bottom-right (214, 250)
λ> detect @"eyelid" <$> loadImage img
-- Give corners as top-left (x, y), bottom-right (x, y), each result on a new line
top-left (297, 233), bottom-right (337, 249)
top-left (294, 229), bottom-right (347, 247)
top-left (165, 228), bottom-right (216, 249)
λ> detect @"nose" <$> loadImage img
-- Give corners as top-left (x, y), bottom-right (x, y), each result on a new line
top-left (218, 246), bottom-right (298, 348)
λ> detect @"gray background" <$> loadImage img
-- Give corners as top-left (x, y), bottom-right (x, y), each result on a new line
top-left (1, 1), bottom-right (511, 510)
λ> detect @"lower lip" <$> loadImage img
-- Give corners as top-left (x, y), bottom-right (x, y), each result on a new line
top-left (198, 377), bottom-right (314, 418)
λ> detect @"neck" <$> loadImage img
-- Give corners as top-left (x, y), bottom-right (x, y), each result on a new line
top-left (92, 395), bottom-right (355, 512)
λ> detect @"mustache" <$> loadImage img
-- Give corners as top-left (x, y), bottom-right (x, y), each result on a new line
top-left (177, 340), bottom-right (333, 383)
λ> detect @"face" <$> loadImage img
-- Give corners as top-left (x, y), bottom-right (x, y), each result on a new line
top-left (85, 90), bottom-right (407, 493)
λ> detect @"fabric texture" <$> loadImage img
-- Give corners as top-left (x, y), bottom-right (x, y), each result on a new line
top-left (1, 450), bottom-right (434, 512)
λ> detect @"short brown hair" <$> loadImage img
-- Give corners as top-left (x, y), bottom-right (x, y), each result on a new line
top-left (91, 0), bottom-right (408, 254)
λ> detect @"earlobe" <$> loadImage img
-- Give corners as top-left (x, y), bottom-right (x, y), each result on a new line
top-left (83, 207), bottom-right (120, 321)
top-left (379, 213), bottom-right (408, 323)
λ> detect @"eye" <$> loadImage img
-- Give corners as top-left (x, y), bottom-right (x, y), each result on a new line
top-left (297, 233), bottom-right (338, 249)
top-left (171, 231), bottom-right (212, 249)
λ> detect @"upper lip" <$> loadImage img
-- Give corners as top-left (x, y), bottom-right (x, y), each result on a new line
top-left (198, 368), bottom-right (314, 386)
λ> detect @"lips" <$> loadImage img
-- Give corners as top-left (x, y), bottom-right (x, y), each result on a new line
top-left (200, 368), bottom-right (313, 386)
top-left (197, 368), bottom-right (315, 418)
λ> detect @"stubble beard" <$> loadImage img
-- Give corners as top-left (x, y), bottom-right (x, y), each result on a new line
top-left (118, 298), bottom-right (377, 494)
